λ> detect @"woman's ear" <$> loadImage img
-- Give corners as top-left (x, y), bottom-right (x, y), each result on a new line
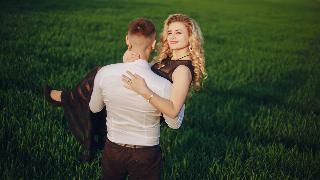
top-left (125, 35), bottom-right (132, 50)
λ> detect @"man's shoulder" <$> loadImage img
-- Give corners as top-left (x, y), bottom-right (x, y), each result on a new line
top-left (145, 71), bottom-right (172, 93)
top-left (97, 62), bottom-right (126, 75)
top-left (102, 62), bottom-right (125, 70)
top-left (149, 72), bottom-right (171, 85)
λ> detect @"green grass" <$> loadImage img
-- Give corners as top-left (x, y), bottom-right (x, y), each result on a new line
top-left (1, 0), bottom-right (320, 179)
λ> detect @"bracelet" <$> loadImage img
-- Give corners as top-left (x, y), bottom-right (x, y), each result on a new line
top-left (147, 93), bottom-right (154, 103)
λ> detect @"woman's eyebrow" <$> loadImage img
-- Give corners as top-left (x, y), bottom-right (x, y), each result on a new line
top-left (168, 29), bottom-right (183, 33)
top-left (168, 29), bottom-right (182, 31)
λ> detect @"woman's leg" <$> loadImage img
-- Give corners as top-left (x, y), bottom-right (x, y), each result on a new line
top-left (44, 66), bottom-right (106, 162)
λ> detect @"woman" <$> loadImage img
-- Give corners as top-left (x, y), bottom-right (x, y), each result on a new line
top-left (45, 14), bottom-right (207, 162)
top-left (122, 13), bottom-right (206, 119)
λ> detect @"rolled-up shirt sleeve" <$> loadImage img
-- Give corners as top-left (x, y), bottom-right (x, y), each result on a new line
top-left (163, 104), bottom-right (185, 129)
top-left (161, 83), bottom-right (185, 129)
top-left (89, 69), bottom-right (105, 113)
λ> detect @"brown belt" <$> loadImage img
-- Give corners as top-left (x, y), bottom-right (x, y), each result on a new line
top-left (115, 142), bottom-right (147, 149)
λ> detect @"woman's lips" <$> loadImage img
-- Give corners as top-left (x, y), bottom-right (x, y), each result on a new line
top-left (170, 41), bottom-right (178, 44)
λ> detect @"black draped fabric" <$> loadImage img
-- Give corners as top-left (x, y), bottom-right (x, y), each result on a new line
top-left (58, 59), bottom-right (194, 162)
top-left (151, 58), bottom-right (194, 83)
top-left (60, 66), bottom-right (106, 162)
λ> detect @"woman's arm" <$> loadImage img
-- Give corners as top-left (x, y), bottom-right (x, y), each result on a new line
top-left (122, 49), bottom-right (140, 63)
top-left (122, 65), bottom-right (192, 118)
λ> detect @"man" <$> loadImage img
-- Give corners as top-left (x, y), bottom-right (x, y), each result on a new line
top-left (89, 18), bottom-right (184, 179)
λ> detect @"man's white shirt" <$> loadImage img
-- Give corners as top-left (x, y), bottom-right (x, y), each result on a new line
top-left (89, 59), bottom-right (184, 146)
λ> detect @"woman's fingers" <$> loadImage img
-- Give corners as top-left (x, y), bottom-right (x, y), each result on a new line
top-left (123, 83), bottom-right (132, 89)
top-left (126, 71), bottom-right (136, 78)
top-left (122, 72), bottom-right (144, 91)
top-left (134, 73), bottom-right (143, 79)
top-left (122, 75), bottom-right (131, 81)
top-left (122, 77), bottom-right (132, 90)
top-left (122, 49), bottom-right (140, 63)
top-left (131, 51), bottom-right (139, 57)
top-left (126, 71), bottom-right (144, 81)
top-left (122, 75), bottom-right (133, 90)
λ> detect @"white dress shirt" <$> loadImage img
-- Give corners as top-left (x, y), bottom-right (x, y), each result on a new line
top-left (89, 59), bottom-right (185, 146)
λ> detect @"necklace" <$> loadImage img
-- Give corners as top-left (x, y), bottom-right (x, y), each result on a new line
top-left (172, 54), bottom-right (190, 61)
top-left (157, 54), bottom-right (191, 70)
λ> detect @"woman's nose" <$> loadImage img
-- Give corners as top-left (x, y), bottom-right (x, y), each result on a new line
top-left (170, 35), bottom-right (176, 40)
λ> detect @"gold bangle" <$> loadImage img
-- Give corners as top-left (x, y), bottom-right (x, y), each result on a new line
top-left (147, 93), bottom-right (154, 103)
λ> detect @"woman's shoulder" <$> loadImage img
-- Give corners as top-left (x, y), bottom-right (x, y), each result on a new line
top-left (172, 64), bottom-right (193, 79)
top-left (172, 60), bottom-right (194, 77)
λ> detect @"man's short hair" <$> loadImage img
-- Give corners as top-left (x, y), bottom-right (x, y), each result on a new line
top-left (128, 18), bottom-right (156, 38)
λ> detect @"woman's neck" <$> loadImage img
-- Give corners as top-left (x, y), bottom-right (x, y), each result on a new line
top-left (172, 47), bottom-right (190, 60)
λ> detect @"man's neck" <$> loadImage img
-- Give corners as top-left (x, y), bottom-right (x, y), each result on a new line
top-left (131, 47), bottom-right (150, 62)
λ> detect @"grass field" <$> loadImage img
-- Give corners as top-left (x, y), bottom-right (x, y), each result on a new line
top-left (1, 0), bottom-right (320, 179)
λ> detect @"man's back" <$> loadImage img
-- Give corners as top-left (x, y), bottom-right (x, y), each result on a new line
top-left (89, 59), bottom-right (173, 146)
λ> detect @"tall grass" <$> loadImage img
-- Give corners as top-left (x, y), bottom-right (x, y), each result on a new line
top-left (1, 0), bottom-right (319, 179)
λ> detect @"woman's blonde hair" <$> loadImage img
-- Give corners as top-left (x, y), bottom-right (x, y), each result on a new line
top-left (155, 14), bottom-right (207, 90)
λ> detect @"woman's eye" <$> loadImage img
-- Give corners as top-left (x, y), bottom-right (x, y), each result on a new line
top-left (176, 32), bottom-right (182, 34)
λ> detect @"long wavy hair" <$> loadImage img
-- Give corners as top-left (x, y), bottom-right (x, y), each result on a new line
top-left (155, 14), bottom-right (207, 90)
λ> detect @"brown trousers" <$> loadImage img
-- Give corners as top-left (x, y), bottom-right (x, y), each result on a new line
top-left (102, 139), bottom-right (162, 180)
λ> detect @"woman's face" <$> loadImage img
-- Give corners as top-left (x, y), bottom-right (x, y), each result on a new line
top-left (167, 22), bottom-right (190, 50)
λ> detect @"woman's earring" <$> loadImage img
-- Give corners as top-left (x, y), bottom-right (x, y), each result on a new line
top-left (188, 45), bottom-right (193, 52)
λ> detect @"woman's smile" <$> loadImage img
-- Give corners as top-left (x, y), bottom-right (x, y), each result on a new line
top-left (169, 40), bottom-right (178, 44)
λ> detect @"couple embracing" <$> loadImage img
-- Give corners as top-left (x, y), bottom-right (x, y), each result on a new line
top-left (45, 14), bottom-right (206, 179)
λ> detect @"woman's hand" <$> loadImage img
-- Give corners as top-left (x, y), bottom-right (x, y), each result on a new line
top-left (122, 50), bottom-right (140, 63)
top-left (122, 71), bottom-right (150, 97)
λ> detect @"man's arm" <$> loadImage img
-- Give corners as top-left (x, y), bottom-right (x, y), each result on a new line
top-left (89, 69), bottom-right (105, 113)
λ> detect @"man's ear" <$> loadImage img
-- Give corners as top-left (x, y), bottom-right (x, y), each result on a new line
top-left (151, 40), bottom-right (156, 50)
top-left (125, 35), bottom-right (132, 50)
